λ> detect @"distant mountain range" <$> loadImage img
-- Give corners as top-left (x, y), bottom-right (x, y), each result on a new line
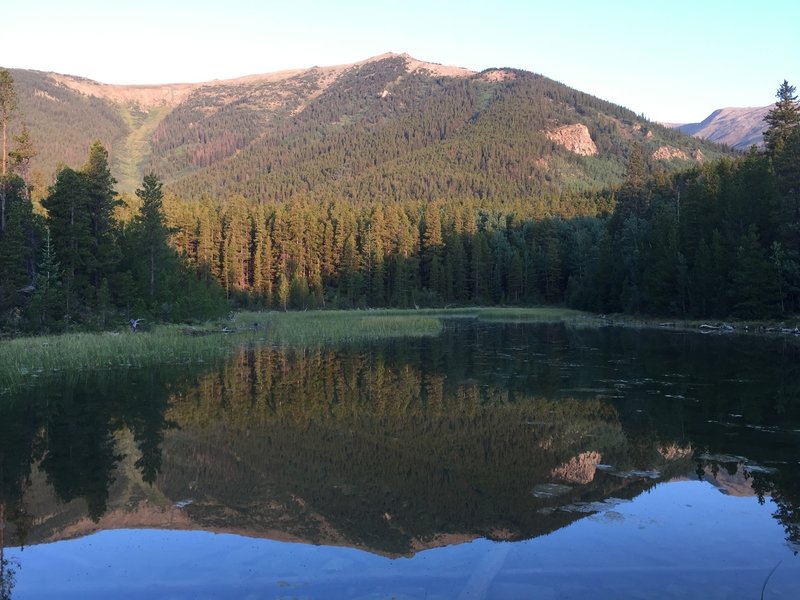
top-left (666, 106), bottom-right (770, 150)
top-left (8, 54), bottom-right (729, 198)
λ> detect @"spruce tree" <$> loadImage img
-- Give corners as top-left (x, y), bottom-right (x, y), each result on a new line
top-left (8, 126), bottom-right (37, 199)
top-left (132, 173), bottom-right (169, 300)
top-left (0, 69), bottom-right (16, 179)
top-left (764, 80), bottom-right (799, 156)
top-left (81, 141), bottom-right (121, 301)
top-left (28, 227), bottom-right (63, 330)
top-left (42, 167), bottom-right (92, 317)
top-left (0, 70), bottom-right (20, 250)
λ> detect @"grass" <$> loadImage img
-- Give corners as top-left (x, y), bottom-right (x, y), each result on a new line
top-left (234, 310), bottom-right (443, 345)
top-left (0, 328), bottom-right (238, 390)
top-left (113, 103), bottom-right (172, 194)
top-left (0, 310), bottom-right (444, 391)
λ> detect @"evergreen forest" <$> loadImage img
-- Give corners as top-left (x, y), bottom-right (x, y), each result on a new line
top-left (1, 65), bottom-right (799, 333)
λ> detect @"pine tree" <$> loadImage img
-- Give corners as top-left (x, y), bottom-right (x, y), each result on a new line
top-left (0, 178), bottom-right (30, 319)
top-left (764, 80), bottom-right (799, 156)
top-left (0, 69), bottom-right (17, 233)
top-left (730, 226), bottom-right (778, 317)
top-left (8, 126), bottom-right (36, 200)
top-left (28, 227), bottom-right (64, 330)
top-left (42, 167), bottom-right (92, 316)
top-left (0, 69), bottom-right (16, 180)
top-left (81, 141), bottom-right (121, 301)
top-left (131, 173), bottom-right (170, 301)
top-left (277, 272), bottom-right (289, 311)
top-left (421, 201), bottom-right (443, 293)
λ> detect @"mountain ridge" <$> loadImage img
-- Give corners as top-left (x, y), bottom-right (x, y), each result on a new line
top-left (7, 53), bottom-right (729, 197)
top-left (45, 52), bottom-right (475, 108)
top-left (668, 105), bottom-right (769, 150)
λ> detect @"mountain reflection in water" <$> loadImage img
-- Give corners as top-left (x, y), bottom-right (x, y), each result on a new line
top-left (1, 321), bottom-right (799, 597)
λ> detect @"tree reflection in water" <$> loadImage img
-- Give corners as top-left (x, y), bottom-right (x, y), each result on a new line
top-left (0, 321), bottom-right (797, 590)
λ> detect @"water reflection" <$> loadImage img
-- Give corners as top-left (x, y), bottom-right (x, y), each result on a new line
top-left (1, 322), bottom-right (799, 595)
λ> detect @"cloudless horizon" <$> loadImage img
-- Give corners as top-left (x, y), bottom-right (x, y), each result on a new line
top-left (2, 0), bottom-right (798, 123)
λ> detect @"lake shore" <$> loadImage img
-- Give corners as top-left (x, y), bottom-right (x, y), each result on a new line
top-left (0, 310), bottom-right (442, 390)
top-left (2, 306), bottom-right (799, 391)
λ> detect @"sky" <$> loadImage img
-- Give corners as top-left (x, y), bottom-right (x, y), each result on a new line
top-left (2, 0), bottom-right (798, 123)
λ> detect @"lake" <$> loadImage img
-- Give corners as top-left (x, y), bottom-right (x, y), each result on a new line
top-left (1, 320), bottom-right (799, 599)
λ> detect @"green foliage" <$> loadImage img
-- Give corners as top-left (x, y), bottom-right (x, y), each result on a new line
top-left (122, 173), bottom-right (172, 304)
top-left (0, 138), bottom-right (226, 331)
top-left (2, 71), bottom-right (797, 331)
top-left (570, 137), bottom-right (800, 317)
top-left (0, 174), bottom-right (40, 328)
top-left (0, 68), bottom-right (18, 178)
top-left (28, 227), bottom-right (64, 331)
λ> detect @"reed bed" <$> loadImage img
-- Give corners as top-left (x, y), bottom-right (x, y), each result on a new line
top-left (237, 310), bottom-right (444, 345)
top-left (0, 310), bottom-right (444, 391)
top-left (2, 307), bottom-right (611, 391)
top-left (0, 328), bottom-right (239, 390)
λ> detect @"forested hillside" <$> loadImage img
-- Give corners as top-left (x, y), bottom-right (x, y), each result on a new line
top-left (153, 82), bottom-right (799, 318)
top-left (1, 66), bottom-right (798, 332)
top-left (6, 54), bottom-right (726, 200)
top-left (136, 54), bottom-right (731, 200)
top-left (8, 69), bottom-right (129, 197)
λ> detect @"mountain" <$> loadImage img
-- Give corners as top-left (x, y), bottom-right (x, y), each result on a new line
top-left (670, 106), bottom-right (770, 150)
top-left (8, 54), bottom-right (729, 199)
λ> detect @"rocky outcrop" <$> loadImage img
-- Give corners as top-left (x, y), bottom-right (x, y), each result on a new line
top-left (546, 124), bottom-right (598, 156)
top-left (652, 145), bottom-right (689, 161)
top-left (480, 69), bottom-right (516, 82)
top-left (690, 148), bottom-right (705, 163)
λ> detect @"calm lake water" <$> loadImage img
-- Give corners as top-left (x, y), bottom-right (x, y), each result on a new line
top-left (1, 320), bottom-right (799, 599)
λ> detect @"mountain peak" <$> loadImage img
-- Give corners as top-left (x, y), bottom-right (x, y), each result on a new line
top-left (361, 52), bottom-right (474, 78)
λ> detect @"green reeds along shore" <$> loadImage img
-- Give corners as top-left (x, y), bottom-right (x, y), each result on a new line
top-left (0, 309), bottom-right (444, 390)
top-left (236, 310), bottom-right (444, 345)
top-left (1, 307), bottom-right (607, 391)
top-left (0, 328), bottom-right (236, 390)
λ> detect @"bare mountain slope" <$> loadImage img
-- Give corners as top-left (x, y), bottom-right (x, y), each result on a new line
top-left (673, 106), bottom-right (769, 150)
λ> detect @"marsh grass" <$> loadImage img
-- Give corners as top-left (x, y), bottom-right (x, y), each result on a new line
top-left (236, 310), bottom-right (444, 345)
top-left (4, 307), bottom-right (629, 391)
top-left (0, 310), bottom-right (444, 391)
top-left (0, 329), bottom-right (239, 390)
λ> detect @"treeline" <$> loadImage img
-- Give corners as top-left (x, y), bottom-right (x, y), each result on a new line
top-left (161, 192), bottom-right (612, 310)
top-left (155, 81), bottom-right (799, 318)
top-left (158, 139), bottom-right (798, 319)
top-left (0, 141), bottom-right (226, 332)
top-left (0, 68), bottom-right (226, 333)
top-left (2, 72), bottom-right (799, 331)
top-left (583, 82), bottom-right (800, 317)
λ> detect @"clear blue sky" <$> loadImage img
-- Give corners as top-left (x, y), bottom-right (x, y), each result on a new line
top-left (2, 0), bottom-right (798, 122)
